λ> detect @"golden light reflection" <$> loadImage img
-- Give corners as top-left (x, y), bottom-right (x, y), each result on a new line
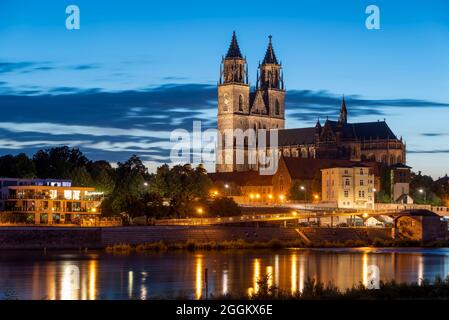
top-left (291, 254), bottom-right (297, 294)
top-left (222, 270), bottom-right (228, 295)
top-left (46, 264), bottom-right (56, 300)
top-left (88, 260), bottom-right (97, 300)
top-left (61, 264), bottom-right (80, 300)
top-left (195, 255), bottom-right (203, 299)
top-left (253, 259), bottom-right (261, 294)
top-left (418, 256), bottom-right (424, 285)
top-left (274, 255), bottom-right (279, 287)
top-left (140, 272), bottom-right (148, 300)
top-left (362, 253), bottom-right (368, 287)
top-left (299, 256), bottom-right (305, 293)
top-left (266, 266), bottom-right (273, 288)
top-left (128, 271), bottom-right (134, 299)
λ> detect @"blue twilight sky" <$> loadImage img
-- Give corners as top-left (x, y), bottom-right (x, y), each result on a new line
top-left (0, 0), bottom-right (449, 177)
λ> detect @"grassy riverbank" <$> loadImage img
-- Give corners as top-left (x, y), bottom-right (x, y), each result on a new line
top-left (207, 276), bottom-right (449, 300)
top-left (105, 238), bottom-right (449, 253)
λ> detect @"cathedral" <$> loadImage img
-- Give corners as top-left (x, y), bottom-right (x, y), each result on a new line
top-left (216, 32), bottom-right (406, 173)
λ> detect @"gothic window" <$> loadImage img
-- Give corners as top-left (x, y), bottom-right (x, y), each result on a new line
top-left (397, 155), bottom-right (402, 164)
top-left (390, 155), bottom-right (395, 165)
top-left (239, 95), bottom-right (244, 111)
top-left (275, 99), bottom-right (280, 115)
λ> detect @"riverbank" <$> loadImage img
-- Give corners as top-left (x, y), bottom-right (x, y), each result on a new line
top-left (0, 225), bottom-right (447, 250)
top-left (206, 276), bottom-right (449, 300)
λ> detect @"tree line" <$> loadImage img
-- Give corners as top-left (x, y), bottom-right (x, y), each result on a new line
top-left (0, 147), bottom-right (241, 221)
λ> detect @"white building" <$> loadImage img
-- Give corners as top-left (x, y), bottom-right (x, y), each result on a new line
top-left (321, 165), bottom-right (375, 209)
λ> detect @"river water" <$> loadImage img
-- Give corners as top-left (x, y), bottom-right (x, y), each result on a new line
top-left (1, 248), bottom-right (449, 300)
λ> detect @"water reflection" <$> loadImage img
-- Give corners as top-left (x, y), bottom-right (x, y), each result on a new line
top-left (291, 254), bottom-right (297, 294)
top-left (195, 254), bottom-right (203, 299)
top-left (2, 248), bottom-right (449, 300)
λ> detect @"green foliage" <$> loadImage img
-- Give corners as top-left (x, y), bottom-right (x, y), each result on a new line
top-left (288, 180), bottom-right (307, 201)
top-left (378, 166), bottom-right (392, 202)
top-left (71, 166), bottom-right (93, 187)
top-left (208, 197), bottom-right (241, 217)
top-left (0, 153), bottom-right (36, 178)
top-left (410, 171), bottom-right (444, 205)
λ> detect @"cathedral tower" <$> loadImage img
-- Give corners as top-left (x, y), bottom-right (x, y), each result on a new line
top-left (216, 33), bottom-right (286, 173)
top-left (254, 36), bottom-right (285, 127)
top-left (216, 32), bottom-right (251, 172)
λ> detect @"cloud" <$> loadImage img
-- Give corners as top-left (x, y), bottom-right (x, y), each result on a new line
top-left (285, 90), bottom-right (449, 122)
top-left (0, 61), bottom-right (36, 73)
top-left (408, 149), bottom-right (449, 154)
top-left (0, 83), bottom-right (448, 167)
top-left (69, 63), bottom-right (101, 70)
top-left (420, 133), bottom-right (448, 137)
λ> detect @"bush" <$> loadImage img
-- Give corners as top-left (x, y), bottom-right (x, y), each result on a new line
top-left (208, 197), bottom-right (241, 217)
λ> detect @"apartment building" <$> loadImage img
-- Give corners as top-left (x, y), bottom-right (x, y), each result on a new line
top-left (0, 178), bottom-right (102, 224)
top-left (321, 165), bottom-right (375, 209)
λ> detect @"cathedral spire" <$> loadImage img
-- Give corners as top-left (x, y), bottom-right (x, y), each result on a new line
top-left (262, 35), bottom-right (278, 65)
top-left (221, 31), bottom-right (247, 84)
top-left (258, 35), bottom-right (282, 90)
top-left (339, 95), bottom-right (348, 124)
top-left (225, 31), bottom-right (243, 59)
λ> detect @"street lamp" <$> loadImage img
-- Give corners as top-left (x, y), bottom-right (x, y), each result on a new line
top-left (418, 188), bottom-right (427, 203)
top-left (197, 207), bottom-right (204, 225)
top-left (300, 186), bottom-right (307, 203)
top-left (143, 182), bottom-right (148, 187)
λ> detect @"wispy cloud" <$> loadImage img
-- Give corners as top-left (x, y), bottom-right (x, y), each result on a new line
top-left (0, 83), bottom-right (448, 166)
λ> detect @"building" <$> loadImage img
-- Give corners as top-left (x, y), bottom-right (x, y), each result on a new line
top-left (393, 210), bottom-right (448, 242)
top-left (321, 165), bottom-right (375, 209)
top-left (390, 163), bottom-right (413, 203)
top-left (0, 178), bottom-right (102, 225)
top-left (210, 156), bottom-right (381, 205)
top-left (215, 32), bottom-right (406, 173)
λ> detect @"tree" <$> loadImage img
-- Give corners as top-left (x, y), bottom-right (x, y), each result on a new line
top-left (13, 153), bottom-right (36, 178)
top-left (208, 197), bottom-right (241, 217)
top-left (71, 166), bottom-right (94, 187)
top-left (87, 160), bottom-right (115, 194)
top-left (0, 153), bottom-right (36, 178)
top-left (33, 146), bottom-right (88, 178)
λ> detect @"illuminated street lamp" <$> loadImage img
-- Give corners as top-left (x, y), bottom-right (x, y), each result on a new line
top-left (224, 184), bottom-right (229, 189)
top-left (362, 212), bottom-right (369, 218)
top-left (143, 182), bottom-right (148, 187)
top-left (418, 188), bottom-right (427, 203)
top-left (197, 207), bottom-right (204, 225)
top-left (279, 194), bottom-right (285, 202)
top-left (300, 185), bottom-right (307, 203)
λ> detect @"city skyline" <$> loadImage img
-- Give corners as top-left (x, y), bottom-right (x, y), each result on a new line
top-left (1, 0), bottom-right (449, 177)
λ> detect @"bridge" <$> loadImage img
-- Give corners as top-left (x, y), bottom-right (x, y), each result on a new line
top-left (154, 207), bottom-right (401, 226)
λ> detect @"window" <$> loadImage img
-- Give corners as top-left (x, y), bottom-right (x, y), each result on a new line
top-left (239, 95), bottom-right (244, 111)
top-left (344, 190), bottom-right (349, 198)
top-left (275, 99), bottom-right (280, 115)
top-left (360, 180), bottom-right (364, 186)
top-left (359, 169), bottom-right (364, 175)
top-left (345, 179), bottom-right (350, 186)
top-left (359, 191), bottom-right (365, 198)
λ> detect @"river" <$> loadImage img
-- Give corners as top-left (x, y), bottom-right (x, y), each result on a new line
top-left (1, 247), bottom-right (449, 300)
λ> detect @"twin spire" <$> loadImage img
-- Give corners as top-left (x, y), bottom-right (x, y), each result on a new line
top-left (222, 32), bottom-right (283, 89)
top-left (225, 31), bottom-right (280, 65)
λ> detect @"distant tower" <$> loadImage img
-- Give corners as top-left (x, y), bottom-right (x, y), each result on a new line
top-left (338, 95), bottom-right (348, 124)
top-left (256, 35), bottom-right (285, 125)
top-left (216, 32), bottom-right (250, 172)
